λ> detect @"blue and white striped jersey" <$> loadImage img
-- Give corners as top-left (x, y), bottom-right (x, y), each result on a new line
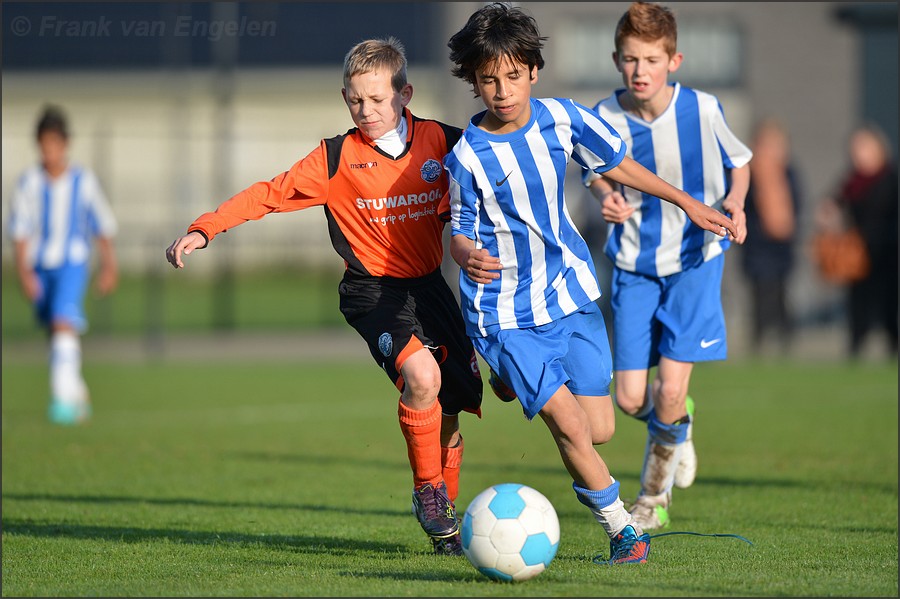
top-left (446, 97), bottom-right (626, 337)
top-left (8, 164), bottom-right (117, 270)
top-left (587, 83), bottom-right (752, 277)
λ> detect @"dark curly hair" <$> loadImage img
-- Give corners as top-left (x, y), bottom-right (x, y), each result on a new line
top-left (447, 2), bottom-right (546, 96)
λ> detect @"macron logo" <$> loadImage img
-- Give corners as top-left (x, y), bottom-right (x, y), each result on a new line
top-left (700, 338), bottom-right (722, 349)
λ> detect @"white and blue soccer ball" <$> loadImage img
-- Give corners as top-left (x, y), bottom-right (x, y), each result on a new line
top-left (461, 483), bottom-right (560, 582)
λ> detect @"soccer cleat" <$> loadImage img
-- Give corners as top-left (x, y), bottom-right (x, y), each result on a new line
top-left (431, 532), bottom-right (464, 556)
top-left (607, 524), bottom-right (651, 564)
top-left (629, 494), bottom-right (671, 531)
top-left (488, 368), bottom-right (517, 402)
top-left (674, 396), bottom-right (697, 489)
top-left (48, 399), bottom-right (91, 426)
top-left (412, 481), bottom-right (459, 538)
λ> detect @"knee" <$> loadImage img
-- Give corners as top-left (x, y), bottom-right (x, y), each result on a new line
top-left (656, 379), bottom-right (687, 412)
top-left (553, 414), bottom-right (592, 450)
top-left (614, 386), bottom-right (645, 416)
top-left (591, 419), bottom-right (615, 445)
top-left (51, 321), bottom-right (78, 334)
top-left (402, 360), bottom-right (441, 403)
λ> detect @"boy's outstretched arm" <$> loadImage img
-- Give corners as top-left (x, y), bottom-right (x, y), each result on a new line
top-left (603, 156), bottom-right (738, 240)
top-left (450, 234), bottom-right (502, 285)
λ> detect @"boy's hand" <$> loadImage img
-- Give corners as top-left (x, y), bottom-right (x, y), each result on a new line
top-left (166, 232), bottom-right (207, 269)
top-left (464, 247), bottom-right (502, 285)
top-left (450, 234), bottom-right (501, 284)
top-left (685, 202), bottom-right (738, 241)
top-left (18, 270), bottom-right (41, 302)
top-left (721, 197), bottom-right (747, 244)
top-left (600, 191), bottom-right (634, 224)
top-left (95, 265), bottom-right (118, 296)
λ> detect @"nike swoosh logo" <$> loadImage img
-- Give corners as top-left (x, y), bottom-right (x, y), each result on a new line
top-left (700, 338), bottom-right (722, 349)
top-left (495, 171), bottom-right (512, 187)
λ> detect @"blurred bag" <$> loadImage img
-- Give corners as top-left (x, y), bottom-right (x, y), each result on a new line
top-left (812, 227), bottom-right (870, 284)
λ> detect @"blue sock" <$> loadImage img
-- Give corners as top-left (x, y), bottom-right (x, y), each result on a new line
top-left (573, 479), bottom-right (620, 510)
top-left (647, 412), bottom-right (689, 445)
top-left (573, 480), bottom-right (631, 538)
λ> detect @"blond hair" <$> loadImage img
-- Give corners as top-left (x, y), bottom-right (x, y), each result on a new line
top-left (343, 37), bottom-right (408, 91)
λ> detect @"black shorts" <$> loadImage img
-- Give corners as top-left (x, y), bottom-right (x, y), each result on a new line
top-left (338, 269), bottom-right (483, 416)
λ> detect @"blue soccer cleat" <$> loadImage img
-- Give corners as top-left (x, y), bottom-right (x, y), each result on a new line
top-left (606, 524), bottom-right (651, 565)
top-left (48, 399), bottom-right (91, 426)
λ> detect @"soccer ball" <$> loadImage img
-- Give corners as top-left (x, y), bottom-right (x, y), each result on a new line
top-left (460, 483), bottom-right (560, 582)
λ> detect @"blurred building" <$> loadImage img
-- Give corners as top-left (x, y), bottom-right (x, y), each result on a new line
top-left (2, 2), bottom-right (897, 346)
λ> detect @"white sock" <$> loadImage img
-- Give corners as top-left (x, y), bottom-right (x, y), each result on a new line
top-left (573, 477), bottom-right (634, 539)
top-left (50, 331), bottom-right (84, 406)
top-left (640, 439), bottom-right (683, 496)
top-left (597, 498), bottom-right (633, 539)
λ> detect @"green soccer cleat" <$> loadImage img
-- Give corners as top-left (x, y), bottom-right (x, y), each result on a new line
top-left (629, 495), bottom-right (670, 531)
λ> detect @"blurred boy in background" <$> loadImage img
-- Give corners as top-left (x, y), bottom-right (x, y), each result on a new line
top-left (9, 105), bottom-right (119, 425)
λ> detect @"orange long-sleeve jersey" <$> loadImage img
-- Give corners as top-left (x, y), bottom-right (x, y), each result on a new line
top-left (188, 110), bottom-right (462, 279)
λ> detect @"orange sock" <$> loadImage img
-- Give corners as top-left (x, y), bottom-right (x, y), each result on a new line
top-left (441, 436), bottom-right (464, 502)
top-left (398, 399), bottom-right (442, 488)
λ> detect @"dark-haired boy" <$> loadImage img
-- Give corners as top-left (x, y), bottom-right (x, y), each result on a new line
top-left (444, 2), bottom-right (736, 564)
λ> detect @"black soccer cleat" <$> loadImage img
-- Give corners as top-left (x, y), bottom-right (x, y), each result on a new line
top-left (412, 481), bottom-right (459, 538)
top-left (431, 532), bottom-right (464, 556)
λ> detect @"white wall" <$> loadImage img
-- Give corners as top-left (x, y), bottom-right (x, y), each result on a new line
top-left (1, 66), bottom-right (449, 277)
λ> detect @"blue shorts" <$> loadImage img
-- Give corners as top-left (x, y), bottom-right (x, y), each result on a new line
top-left (473, 302), bottom-right (613, 420)
top-left (611, 254), bottom-right (726, 370)
top-left (34, 263), bottom-right (89, 332)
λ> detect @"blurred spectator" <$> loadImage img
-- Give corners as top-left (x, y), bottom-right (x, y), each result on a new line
top-left (7, 105), bottom-right (119, 425)
top-left (741, 118), bottom-right (801, 355)
top-left (817, 123), bottom-right (898, 358)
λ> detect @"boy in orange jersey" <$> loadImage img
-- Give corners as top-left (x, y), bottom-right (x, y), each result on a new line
top-left (165, 37), bottom-right (483, 556)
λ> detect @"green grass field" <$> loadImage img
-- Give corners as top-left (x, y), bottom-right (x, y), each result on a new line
top-left (0, 268), bottom-right (346, 342)
top-left (2, 265), bottom-right (897, 596)
top-left (2, 345), bottom-right (897, 596)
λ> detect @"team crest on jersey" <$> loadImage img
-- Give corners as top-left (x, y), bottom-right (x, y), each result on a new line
top-left (378, 332), bottom-right (393, 357)
top-left (420, 159), bottom-right (441, 183)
